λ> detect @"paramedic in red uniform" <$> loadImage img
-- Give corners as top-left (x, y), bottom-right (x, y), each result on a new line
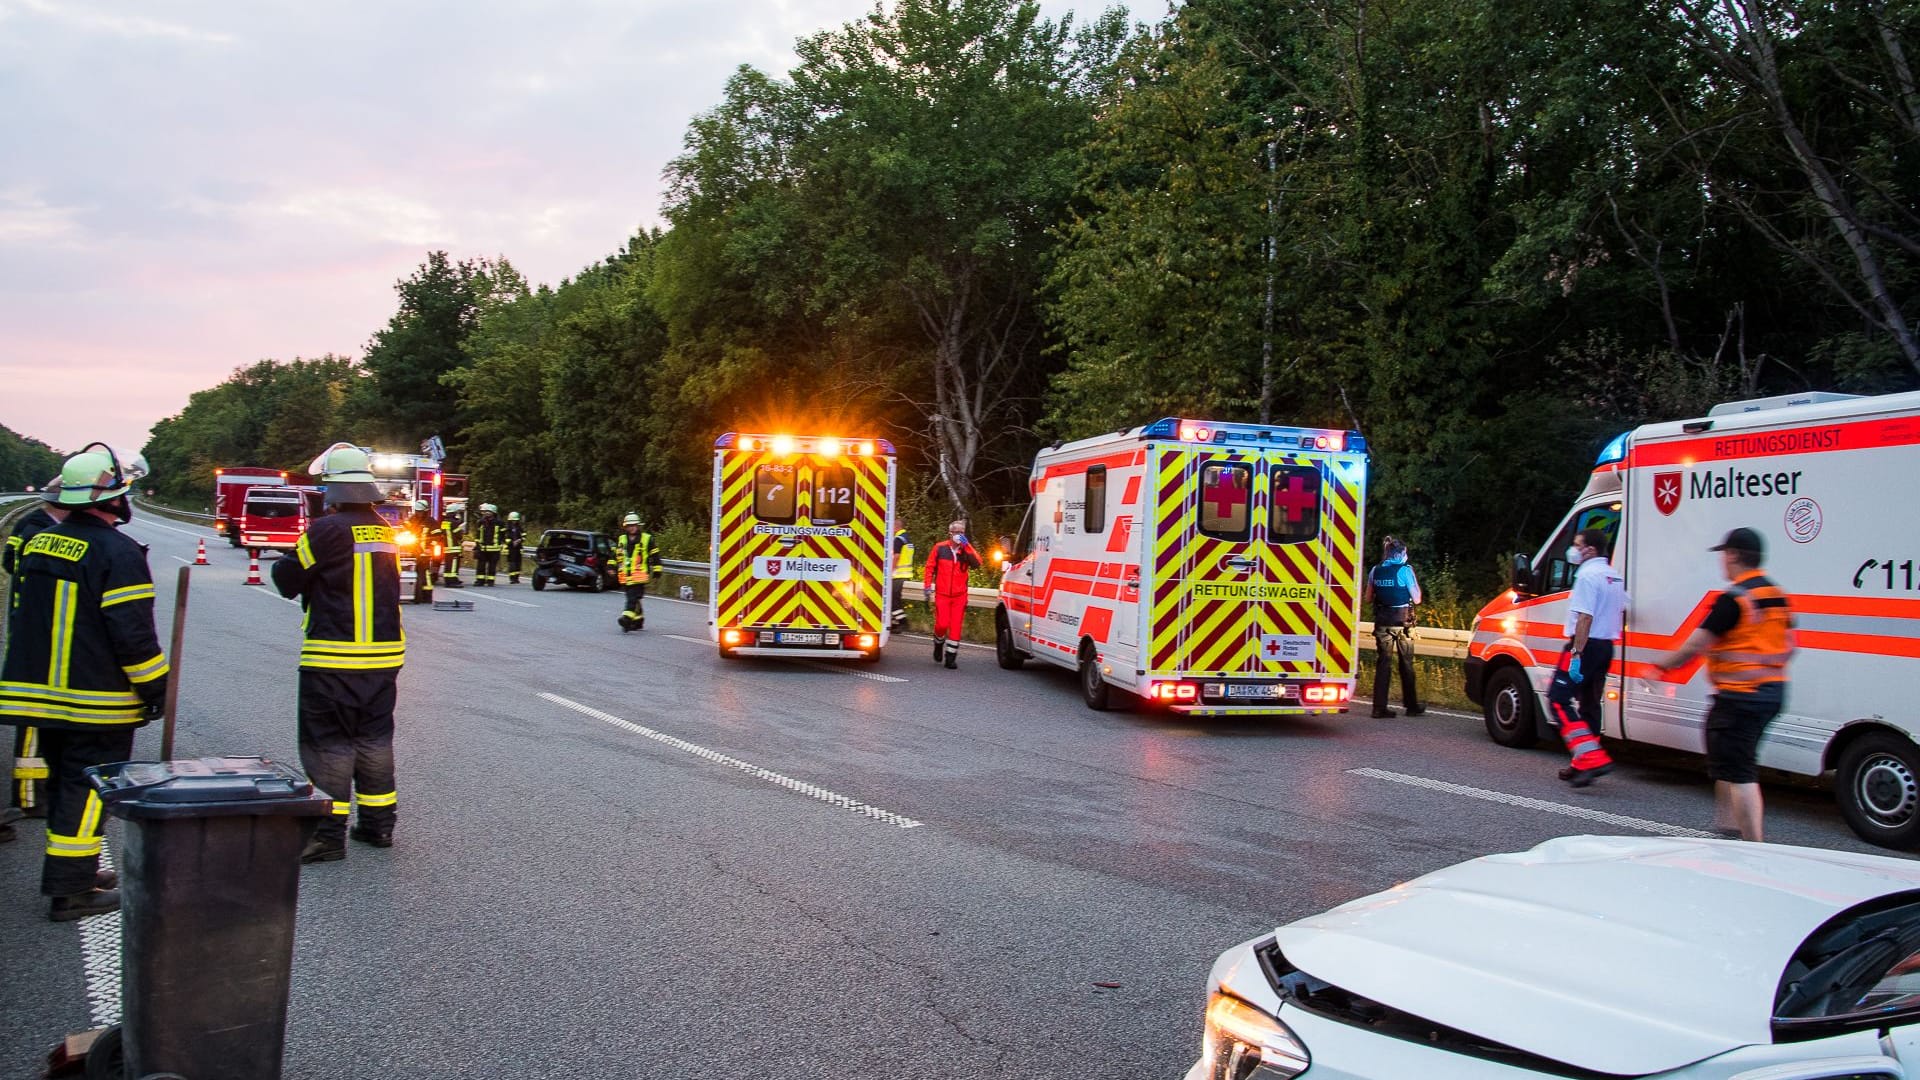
top-left (924, 520), bottom-right (980, 669)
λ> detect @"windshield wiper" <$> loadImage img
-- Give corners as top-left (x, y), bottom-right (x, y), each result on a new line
top-left (1778, 929), bottom-right (1906, 1019)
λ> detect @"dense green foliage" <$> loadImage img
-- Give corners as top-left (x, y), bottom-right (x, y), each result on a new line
top-left (0, 424), bottom-right (62, 493)
top-left (140, 0), bottom-right (1920, 594)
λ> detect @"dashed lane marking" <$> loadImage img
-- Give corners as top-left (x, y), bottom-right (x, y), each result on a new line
top-left (538, 692), bottom-right (923, 829)
top-left (1348, 767), bottom-right (1716, 838)
top-left (125, 517), bottom-right (214, 539)
top-left (665, 634), bottom-right (711, 646)
top-left (79, 843), bottom-right (121, 1026)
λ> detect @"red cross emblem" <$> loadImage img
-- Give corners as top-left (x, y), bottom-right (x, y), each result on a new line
top-left (1273, 473), bottom-right (1318, 524)
top-left (1653, 471), bottom-right (1683, 516)
top-left (1203, 467), bottom-right (1247, 520)
top-left (1264, 639), bottom-right (1284, 657)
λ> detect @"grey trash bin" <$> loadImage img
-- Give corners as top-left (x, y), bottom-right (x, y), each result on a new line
top-left (87, 757), bottom-right (337, 1080)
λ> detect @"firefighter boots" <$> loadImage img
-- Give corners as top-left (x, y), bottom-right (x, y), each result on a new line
top-left (301, 838), bottom-right (346, 864)
top-left (350, 826), bottom-right (393, 848)
top-left (49, 888), bottom-right (120, 922)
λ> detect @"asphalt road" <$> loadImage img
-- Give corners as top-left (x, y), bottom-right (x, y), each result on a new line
top-left (0, 512), bottom-right (1901, 1078)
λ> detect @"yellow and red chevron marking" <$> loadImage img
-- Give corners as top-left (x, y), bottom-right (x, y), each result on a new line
top-left (715, 450), bottom-right (889, 632)
top-left (1148, 448), bottom-right (1364, 677)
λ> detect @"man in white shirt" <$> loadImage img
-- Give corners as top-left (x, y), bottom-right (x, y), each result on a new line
top-left (1550, 529), bottom-right (1628, 787)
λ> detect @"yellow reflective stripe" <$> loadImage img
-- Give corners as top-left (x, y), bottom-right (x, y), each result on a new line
top-left (301, 638), bottom-right (405, 653)
top-left (101, 583), bottom-right (156, 608)
top-left (355, 790), bottom-right (397, 807)
top-left (295, 533), bottom-right (316, 569)
top-left (0, 681), bottom-right (142, 703)
top-left (330, 801), bottom-right (351, 816)
top-left (299, 656), bottom-right (405, 671)
top-left (0, 702), bottom-right (143, 724)
top-left (22, 727), bottom-right (36, 755)
top-left (48, 580), bottom-right (76, 688)
top-left (45, 832), bottom-right (104, 858)
top-left (78, 789), bottom-right (103, 839)
top-left (14, 757), bottom-right (50, 780)
top-left (121, 653), bottom-right (170, 684)
top-left (355, 552), bottom-right (373, 642)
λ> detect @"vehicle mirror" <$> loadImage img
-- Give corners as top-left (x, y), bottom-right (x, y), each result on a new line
top-left (1511, 553), bottom-right (1535, 597)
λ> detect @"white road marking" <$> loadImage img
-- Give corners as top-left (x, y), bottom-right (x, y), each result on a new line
top-left (463, 590), bottom-right (537, 608)
top-left (79, 843), bottom-right (121, 1026)
top-left (1348, 767), bottom-right (1716, 838)
top-left (538, 692), bottom-right (923, 829)
top-left (665, 634), bottom-right (711, 646)
top-left (126, 516), bottom-right (214, 539)
top-left (805, 662), bottom-right (907, 684)
top-left (248, 584), bottom-right (301, 607)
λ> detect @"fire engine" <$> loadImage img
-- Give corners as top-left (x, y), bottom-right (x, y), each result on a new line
top-left (1467, 390), bottom-right (1920, 847)
top-left (997, 417), bottom-right (1369, 715)
top-left (709, 432), bottom-right (897, 660)
top-left (361, 450), bottom-right (466, 603)
top-left (213, 466), bottom-right (304, 546)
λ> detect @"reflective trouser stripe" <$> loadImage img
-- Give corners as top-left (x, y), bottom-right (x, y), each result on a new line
top-left (331, 801), bottom-right (351, 816)
top-left (47, 791), bottom-right (106, 857)
top-left (15, 757), bottom-right (49, 779)
top-left (1549, 695), bottom-right (1612, 769)
top-left (355, 790), bottom-right (397, 808)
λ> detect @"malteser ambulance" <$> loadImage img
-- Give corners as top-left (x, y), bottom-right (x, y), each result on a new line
top-left (996, 417), bottom-right (1369, 715)
top-left (709, 432), bottom-right (898, 661)
top-left (1468, 390), bottom-right (1920, 847)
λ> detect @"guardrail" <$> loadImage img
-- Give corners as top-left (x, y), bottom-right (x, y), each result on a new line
top-left (131, 498), bottom-right (217, 524)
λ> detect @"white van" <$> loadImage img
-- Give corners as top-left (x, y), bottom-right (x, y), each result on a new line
top-left (1468, 390), bottom-right (1920, 846)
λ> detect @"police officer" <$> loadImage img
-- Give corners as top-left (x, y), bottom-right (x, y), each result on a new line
top-left (473, 503), bottom-right (504, 586)
top-left (439, 506), bottom-right (465, 587)
top-left (3, 477), bottom-right (65, 837)
top-left (272, 444), bottom-right (406, 863)
top-left (615, 513), bottom-right (660, 632)
top-left (1363, 536), bottom-right (1426, 718)
top-left (1656, 527), bottom-right (1794, 841)
top-left (505, 511), bottom-right (526, 584)
top-left (0, 446), bottom-right (166, 919)
top-left (890, 528), bottom-right (915, 631)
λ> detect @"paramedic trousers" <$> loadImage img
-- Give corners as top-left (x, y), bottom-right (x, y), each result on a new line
top-left (37, 727), bottom-right (136, 896)
top-left (298, 670), bottom-right (398, 844)
top-left (1547, 639), bottom-right (1614, 770)
top-left (623, 583), bottom-right (647, 623)
top-left (506, 544), bottom-right (522, 581)
top-left (931, 591), bottom-right (968, 644)
top-left (1372, 625), bottom-right (1420, 710)
top-left (475, 548), bottom-right (499, 585)
top-left (13, 724), bottom-right (48, 814)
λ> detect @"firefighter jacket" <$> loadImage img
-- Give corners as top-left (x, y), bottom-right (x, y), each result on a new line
top-left (439, 518), bottom-right (461, 550)
top-left (616, 532), bottom-right (659, 586)
top-left (1706, 571), bottom-right (1794, 693)
top-left (923, 540), bottom-right (980, 600)
top-left (892, 534), bottom-right (916, 580)
top-left (5, 506), bottom-right (59, 615)
top-left (404, 511), bottom-right (438, 555)
top-left (271, 508), bottom-right (406, 672)
top-left (0, 512), bottom-right (168, 730)
top-left (476, 518), bottom-right (506, 553)
top-left (505, 522), bottom-right (525, 548)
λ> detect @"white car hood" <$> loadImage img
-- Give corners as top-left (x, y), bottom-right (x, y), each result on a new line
top-left (1275, 836), bottom-right (1920, 1076)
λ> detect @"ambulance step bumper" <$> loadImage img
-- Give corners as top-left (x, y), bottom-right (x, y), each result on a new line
top-left (1170, 704), bottom-right (1351, 717)
top-left (722, 646), bottom-right (871, 660)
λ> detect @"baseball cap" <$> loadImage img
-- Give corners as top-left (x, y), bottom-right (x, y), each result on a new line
top-left (1710, 527), bottom-right (1764, 558)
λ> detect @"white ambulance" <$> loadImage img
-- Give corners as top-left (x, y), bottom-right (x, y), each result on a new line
top-left (996, 417), bottom-right (1369, 715)
top-left (708, 432), bottom-right (898, 661)
top-left (1467, 390), bottom-right (1920, 847)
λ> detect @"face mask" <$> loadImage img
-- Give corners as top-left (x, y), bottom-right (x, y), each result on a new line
top-left (1566, 546), bottom-right (1586, 566)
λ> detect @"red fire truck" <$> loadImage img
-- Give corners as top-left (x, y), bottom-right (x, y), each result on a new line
top-left (214, 466), bottom-right (307, 547)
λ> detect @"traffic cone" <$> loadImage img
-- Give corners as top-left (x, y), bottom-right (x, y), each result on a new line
top-left (193, 538), bottom-right (209, 565)
top-left (244, 552), bottom-right (263, 586)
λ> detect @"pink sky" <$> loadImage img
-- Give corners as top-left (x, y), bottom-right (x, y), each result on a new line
top-left (0, 0), bottom-right (1121, 458)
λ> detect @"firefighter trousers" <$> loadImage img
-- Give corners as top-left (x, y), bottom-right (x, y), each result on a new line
top-left (37, 727), bottom-right (136, 896)
top-left (1372, 625), bottom-right (1420, 710)
top-left (12, 724), bottom-right (48, 815)
top-left (506, 545), bottom-right (522, 581)
top-left (298, 669), bottom-right (398, 844)
top-left (622, 583), bottom-right (647, 625)
top-left (475, 549), bottom-right (499, 585)
top-left (1548, 640), bottom-right (1614, 770)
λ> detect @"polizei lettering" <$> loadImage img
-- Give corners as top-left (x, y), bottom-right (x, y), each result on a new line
top-left (1687, 468), bottom-right (1804, 500)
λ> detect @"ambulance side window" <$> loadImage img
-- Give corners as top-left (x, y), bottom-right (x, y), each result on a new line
top-left (1013, 503), bottom-right (1034, 560)
top-left (1085, 467), bottom-right (1107, 534)
top-left (1199, 462), bottom-right (1252, 542)
top-left (755, 465), bottom-right (797, 525)
top-left (1541, 503), bottom-right (1621, 592)
top-left (1269, 464), bottom-right (1322, 544)
top-left (811, 466), bottom-right (855, 525)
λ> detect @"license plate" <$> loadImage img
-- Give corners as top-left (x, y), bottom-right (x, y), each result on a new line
top-left (1224, 683), bottom-right (1291, 700)
top-left (777, 632), bottom-right (824, 645)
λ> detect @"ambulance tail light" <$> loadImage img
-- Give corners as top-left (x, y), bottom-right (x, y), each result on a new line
top-left (722, 629), bottom-right (745, 646)
top-left (855, 634), bottom-right (876, 650)
top-left (819, 438), bottom-right (843, 458)
top-left (1302, 684), bottom-right (1352, 704)
top-left (1147, 682), bottom-right (1199, 703)
top-left (1178, 423), bottom-right (1213, 442)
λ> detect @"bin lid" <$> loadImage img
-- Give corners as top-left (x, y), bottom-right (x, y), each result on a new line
top-left (88, 757), bottom-right (339, 819)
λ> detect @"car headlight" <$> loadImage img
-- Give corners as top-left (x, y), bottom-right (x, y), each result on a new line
top-left (1202, 992), bottom-right (1309, 1079)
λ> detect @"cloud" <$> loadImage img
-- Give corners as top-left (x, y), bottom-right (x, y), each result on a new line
top-left (0, 188), bottom-right (87, 246)
top-left (4, 0), bottom-right (236, 45)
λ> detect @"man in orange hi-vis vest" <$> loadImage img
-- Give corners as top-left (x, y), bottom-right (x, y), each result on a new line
top-left (1657, 527), bottom-right (1795, 842)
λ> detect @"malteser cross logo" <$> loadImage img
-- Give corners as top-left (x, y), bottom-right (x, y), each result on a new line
top-left (764, 559), bottom-right (784, 577)
top-left (1654, 471), bottom-right (1683, 516)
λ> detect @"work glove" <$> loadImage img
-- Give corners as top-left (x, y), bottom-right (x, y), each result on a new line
top-left (1568, 656), bottom-right (1584, 684)
top-left (142, 701), bottom-right (165, 723)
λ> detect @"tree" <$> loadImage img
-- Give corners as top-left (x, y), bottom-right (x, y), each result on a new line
top-left (353, 252), bottom-right (518, 446)
top-left (0, 424), bottom-right (62, 492)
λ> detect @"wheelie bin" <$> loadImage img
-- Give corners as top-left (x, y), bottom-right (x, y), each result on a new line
top-left (86, 757), bottom-right (337, 1080)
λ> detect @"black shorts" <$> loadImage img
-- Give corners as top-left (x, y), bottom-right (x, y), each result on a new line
top-left (1704, 691), bottom-right (1783, 783)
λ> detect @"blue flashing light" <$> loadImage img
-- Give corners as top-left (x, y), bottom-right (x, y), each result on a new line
top-left (1596, 432), bottom-right (1629, 466)
top-left (714, 432), bottom-right (740, 449)
top-left (1143, 418), bottom-right (1181, 438)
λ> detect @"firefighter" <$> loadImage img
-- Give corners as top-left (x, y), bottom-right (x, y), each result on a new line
top-left (0, 446), bottom-right (166, 920)
top-left (2, 478), bottom-right (65, 841)
top-left (1363, 536), bottom-right (1426, 718)
top-left (272, 443), bottom-right (406, 863)
top-left (923, 520), bottom-right (980, 669)
top-left (404, 500), bottom-right (438, 604)
top-left (890, 527), bottom-right (915, 631)
top-left (439, 506), bottom-right (465, 587)
top-left (473, 503), bottom-right (504, 586)
top-left (615, 512), bottom-right (660, 632)
top-left (505, 511), bottom-right (526, 584)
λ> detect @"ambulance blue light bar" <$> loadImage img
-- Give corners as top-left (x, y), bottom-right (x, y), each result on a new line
top-left (1141, 418), bottom-right (1366, 453)
top-left (714, 432), bottom-right (897, 456)
top-left (1595, 432), bottom-right (1629, 465)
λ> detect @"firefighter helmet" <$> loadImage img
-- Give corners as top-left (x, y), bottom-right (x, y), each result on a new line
top-left (622, 512), bottom-right (641, 527)
top-left (480, 502), bottom-right (498, 513)
top-left (507, 511), bottom-right (521, 521)
top-left (37, 474), bottom-right (62, 504)
top-left (308, 442), bottom-right (384, 505)
top-left (413, 500), bottom-right (429, 512)
top-left (53, 447), bottom-right (135, 507)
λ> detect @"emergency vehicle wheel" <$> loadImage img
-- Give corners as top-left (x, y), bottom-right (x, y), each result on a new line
top-left (1837, 732), bottom-right (1920, 848)
top-left (995, 610), bottom-right (1026, 670)
top-left (227, 530), bottom-right (242, 548)
top-left (1482, 665), bottom-right (1539, 748)
top-left (1079, 644), bottom-right (1110, 711)
top-left (82, 1023), bottom-right (122, 1080)
top-left (531, 574), bottom-right (546, 591)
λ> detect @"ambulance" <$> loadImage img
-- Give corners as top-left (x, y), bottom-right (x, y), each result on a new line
top-left (709, 432), bottom-right (898, 661)
top-left (996, 417), bottom-right (1369, 716)
top-left (1467, 390), bottom-right (1920, 847)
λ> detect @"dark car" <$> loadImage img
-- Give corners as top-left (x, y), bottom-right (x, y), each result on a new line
top-left (531, 529), bottom-right (617, 592)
